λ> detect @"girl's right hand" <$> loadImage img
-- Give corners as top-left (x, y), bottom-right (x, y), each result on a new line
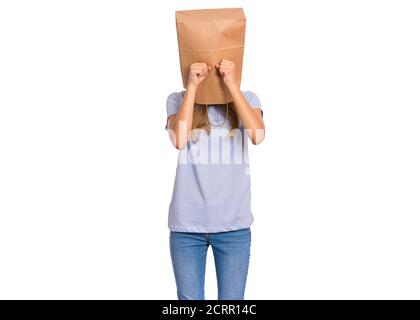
top-left (188, 63), bottom-right (211, 88)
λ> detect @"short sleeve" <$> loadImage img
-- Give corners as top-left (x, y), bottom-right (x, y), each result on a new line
top-left (165, 91), bottom-right (184, 129)
top-left (243, 90), bottom-right (263, 117)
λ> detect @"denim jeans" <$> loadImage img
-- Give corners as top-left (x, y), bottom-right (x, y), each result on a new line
top-left (170, 227), bottom-right (251, 300)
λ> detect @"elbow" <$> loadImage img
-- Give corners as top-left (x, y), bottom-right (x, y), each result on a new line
top-left (168, 131), bottom-right (188, 150)
top-left (252, 136), bottom-right (265, 145)
top-left (173, 140), bottom-right (187, 150)
top-left (175, 144), bottom-right (187, 150)
top-left (251, 129), bottom-right (265, 145)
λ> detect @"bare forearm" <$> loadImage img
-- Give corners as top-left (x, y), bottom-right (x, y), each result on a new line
top-left (227, 83), bottom-right (265, 144)
top-left (169, 84), bottom-right (197, 149)
top-left (227, 84), bottom-right (264, 129)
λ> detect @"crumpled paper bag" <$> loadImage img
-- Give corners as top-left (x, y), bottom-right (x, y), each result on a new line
top-left (176, 8), bottom-right (246, 104)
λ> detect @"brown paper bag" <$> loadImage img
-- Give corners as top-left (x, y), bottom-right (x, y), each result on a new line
top-left (175, 8), bottom-right (246, 105)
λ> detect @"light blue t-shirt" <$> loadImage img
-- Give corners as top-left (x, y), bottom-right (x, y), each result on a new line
top-left (166, 90), bottom-right (262, 233)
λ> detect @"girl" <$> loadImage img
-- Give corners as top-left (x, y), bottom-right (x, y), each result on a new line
top-left (166, 59), bottom-right (265, 300)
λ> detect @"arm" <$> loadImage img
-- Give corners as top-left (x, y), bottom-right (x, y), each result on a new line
top-left (216, 59), bottom-right (265, 145)
top-left (167, 63), bottom-right (211, 149)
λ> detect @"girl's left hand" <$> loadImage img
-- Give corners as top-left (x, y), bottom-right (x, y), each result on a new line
top-left (215, 59), bottom-right (236, 86)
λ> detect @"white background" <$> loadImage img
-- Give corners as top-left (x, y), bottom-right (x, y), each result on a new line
top-left (1, 0), bottom-right (419, 299)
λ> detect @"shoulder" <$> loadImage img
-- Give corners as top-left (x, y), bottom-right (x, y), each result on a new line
top-left (166, 90), bottom-right (186, 116)
top-left (167, 90), bottom-right (186, 104)
top-left (241, 90), bottom-right (261, 108)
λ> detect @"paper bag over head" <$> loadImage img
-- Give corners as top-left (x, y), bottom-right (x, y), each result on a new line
top-left (175, 8), bottom-right (246, 105)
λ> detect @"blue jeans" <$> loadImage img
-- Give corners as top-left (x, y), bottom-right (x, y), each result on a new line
top-left (170, 227), bottom-right (251, 300)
